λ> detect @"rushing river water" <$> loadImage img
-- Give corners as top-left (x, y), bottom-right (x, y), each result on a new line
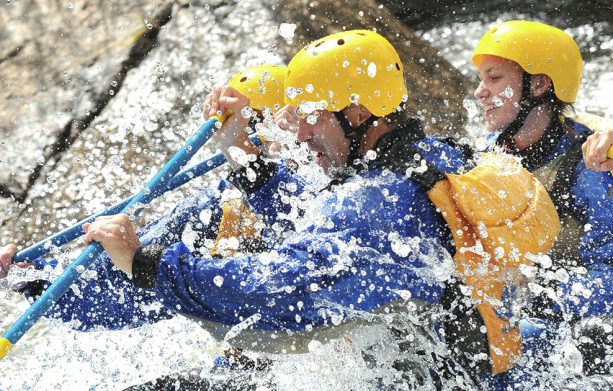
top-left (1, 3), bottom-right (611, 391)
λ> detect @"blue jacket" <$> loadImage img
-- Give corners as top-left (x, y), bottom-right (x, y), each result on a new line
top-left (26, 122), bottom-right (468, 333)
top-left (486, 120), bottom-right (613, 317)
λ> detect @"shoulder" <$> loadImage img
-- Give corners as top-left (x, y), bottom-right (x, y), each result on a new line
top-left (413, 136), bottom-right (471, 173)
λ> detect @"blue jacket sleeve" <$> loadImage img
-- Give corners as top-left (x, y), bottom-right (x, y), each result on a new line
top-left (572, 162), bottom-right (613, 265)
top-left (25, 254), bottom-right (174, 331)
top-left (22, 187), bottom-right (226, 331)
top-left (154, 172), bottom-right (452, 332)
top-left (556, 162), bottom-right (613, 316)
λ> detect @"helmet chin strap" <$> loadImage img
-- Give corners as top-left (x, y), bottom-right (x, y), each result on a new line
top-left (495, 72), bottom-right (556, 152)
top-left (333, 110), bottom-right (379, 168)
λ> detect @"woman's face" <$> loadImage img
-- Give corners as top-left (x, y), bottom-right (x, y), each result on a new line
top-left (474, 55), bottom-right (525, 132)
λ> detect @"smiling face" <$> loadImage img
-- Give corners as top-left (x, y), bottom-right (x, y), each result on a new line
top-left (295, 109), bottom-right (351, 174)
top-left (474, 55), bottom-right (525, 132)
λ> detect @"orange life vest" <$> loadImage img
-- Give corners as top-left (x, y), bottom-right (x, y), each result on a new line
top-left (210, 198), bottom-right (263, 258)
top-left (427, 153), bottom-right (560, 374)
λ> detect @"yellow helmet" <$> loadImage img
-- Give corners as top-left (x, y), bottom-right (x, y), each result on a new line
top-left (472, 20), bottom-right (583, 103)
top-left (285, 30), bottom-right (407, 117)
top-left (228, 64), bottom-right (287, 111)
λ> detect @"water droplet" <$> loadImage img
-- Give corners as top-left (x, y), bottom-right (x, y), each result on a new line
top-left (364, 150), bottom-right (377, 160)
top-left (241, 106), bottom-right (255, 119)
top-left (330, 313), bottom-right (343, 325)
top-left (396, 290), bottom-right (412, 300)
top-left (308, 340), bottom-right (323, 353)
top-left (285, 86), bottom-right (298, 100)
top-left (306, 114), bottom-right (318, 125)
top-left (305, 84), bottom-right (314, 93)
top-left (75, 265), bottom-right (85, 273)
top-left (36, 155), bottom-right (46, 165)
top-left (502, 86), bottom-right (514, 98)
top-left (309, 283), bottom-right (319, 292)
top-left (463, 98), bottom-right (479, 118)
top-left (494, 247), bottom-right (505, 259)
top-left (349, 94), bottom-right (360, 104)
top-left (367, 62), bottom-right (377, 78)
top-left (342, 60), bottom-right (350, 68)
top-left (213, 275), bottom-right (224, 287)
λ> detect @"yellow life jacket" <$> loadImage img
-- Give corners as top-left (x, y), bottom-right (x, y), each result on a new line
top-left (210, 198), bottom-right (263, 258)
top-left (427, 153), bottom-right (560, 375)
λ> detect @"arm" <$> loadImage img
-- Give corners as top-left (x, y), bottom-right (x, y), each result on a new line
top-left (3, 188), bottom-right (225, 331)
top-left (140, 174), bottom-right (451, 331)
top-left (555, 162), bottom-right (613, 316)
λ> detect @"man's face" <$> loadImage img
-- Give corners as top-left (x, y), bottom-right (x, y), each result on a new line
top-left (295, 109), bottom-right (351, 174)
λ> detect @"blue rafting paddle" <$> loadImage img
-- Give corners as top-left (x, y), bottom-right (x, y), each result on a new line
top-left (13, 134), bottom-right (263, 263)
top-left (0, 115), bottom-right (230, 359)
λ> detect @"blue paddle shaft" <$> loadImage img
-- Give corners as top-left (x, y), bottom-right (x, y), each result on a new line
top-left (3, 118), bottom-right (222, 347)
top-left (13, 135), bottom-right (262, 263)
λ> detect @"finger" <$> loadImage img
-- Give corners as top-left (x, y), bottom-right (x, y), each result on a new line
top-left (601, 159), bottom-right (613, 172)
top-left (581, 140), bottom-right (589, 164)
top-left (218, 96), bottom-right (243, 113)
top-left (209, 87), bottom-right (223, 118)
top-left (585, 139), bottom-right (600, 167)
top-left (0, 244), bottom-right (17, 260)
top-left (594, 138), bottom-right (611, 162)
top-left (86, 226), bottom-right (115, 245)
top-left (203, 94), bottom-right (213, 119)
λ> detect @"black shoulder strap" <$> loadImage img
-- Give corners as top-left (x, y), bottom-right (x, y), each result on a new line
top-left (406, 153), bottom-right (446, 191)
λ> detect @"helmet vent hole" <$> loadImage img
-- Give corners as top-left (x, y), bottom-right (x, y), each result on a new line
top-left (315, 42), bottom-right (324, 48)
top-left (356, 32), bottom-right (366, 36)
top-left (395, 63), bottom-right (400, 71)
top-left (337, 39), bottom-right (345, 45)
top-left (240, 77), bottom-right (248, 82)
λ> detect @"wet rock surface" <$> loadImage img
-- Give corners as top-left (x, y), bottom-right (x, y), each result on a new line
top-left (0, 1), bottom-right (169, 199)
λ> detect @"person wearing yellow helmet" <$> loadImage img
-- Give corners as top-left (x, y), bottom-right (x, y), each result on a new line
top-left (278, 29), bottom-right (410, 176)
top-left (472, 20), bottom-right (613, 376)
top-left (186, 29), bottom-right (487, 387)
top-left (201, 30), bottom-right (554, 387)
